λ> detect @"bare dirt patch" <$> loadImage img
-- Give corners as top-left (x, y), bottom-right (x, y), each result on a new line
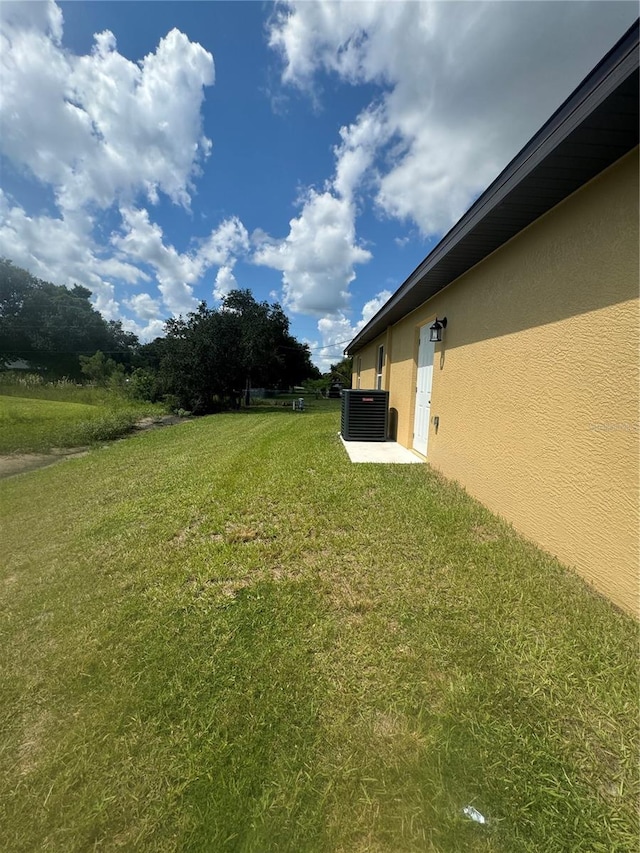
top-left (17, 706), bottom-right (52, 777)
top-left (224, 523), bottom-right (269, 544)
top-left (134, 414), bottom-right (185, 431)
top-left (0, 448), bottom-right (89, 479)
top-left (471, 523), bottom-right (502, 543)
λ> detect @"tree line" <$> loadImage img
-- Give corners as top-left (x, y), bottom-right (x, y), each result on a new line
top-left (0, 258), bottom-right (324, 413)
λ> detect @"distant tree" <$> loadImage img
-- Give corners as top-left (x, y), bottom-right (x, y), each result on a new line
top-left (0, 261), bottom-right (36, 359)
top-left (157, 303), bottom-right (235, 413)
top-left (136, 336), bottom-right (167, 373)
top-left (105, 320), bottom-right (140, 370)
top-left (329, 356), bottom-right (353, 388)
top-left (221, 289), bottom-right (283, 402)
top-left (0, 259), bottom-right (139, 378)
top-left (279, 335), bottom-right (321, 388)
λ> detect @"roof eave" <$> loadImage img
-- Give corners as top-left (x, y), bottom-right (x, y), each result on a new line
top-left (345, 20), bottom-right (639, 356)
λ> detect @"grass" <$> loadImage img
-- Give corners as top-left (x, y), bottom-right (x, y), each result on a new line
top-left (1, 399), bottom-right (638, 852)
top-left (0, 387), bottom-right (166, 453)
top-left (0, 374), bottom-right (140, 404)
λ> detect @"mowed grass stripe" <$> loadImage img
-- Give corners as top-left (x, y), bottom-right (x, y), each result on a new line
top-left (1, 405), bottom-right (638, 852)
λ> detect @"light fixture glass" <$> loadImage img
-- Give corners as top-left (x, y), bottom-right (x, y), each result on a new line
top-left (429, 316), bottom-right (447, 343)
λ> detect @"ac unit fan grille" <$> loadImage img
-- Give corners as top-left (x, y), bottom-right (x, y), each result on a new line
top-left (341, 390), bottom-right (389, 441)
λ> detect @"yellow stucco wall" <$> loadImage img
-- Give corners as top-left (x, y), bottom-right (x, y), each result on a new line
top-left (352, 148), bottom-right (639, 614)
top-left (353, 345), bottom-right (378, 389)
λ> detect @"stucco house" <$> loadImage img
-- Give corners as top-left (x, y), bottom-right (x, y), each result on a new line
top-left (345, 22), bottom-right (639, 614)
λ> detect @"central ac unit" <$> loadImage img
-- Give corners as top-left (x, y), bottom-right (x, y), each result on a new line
top-left (341, 389), bottom-right (389, 441)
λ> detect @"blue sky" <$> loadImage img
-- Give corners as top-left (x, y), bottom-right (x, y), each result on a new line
top-left (0, 1), bottom-right (636, 368)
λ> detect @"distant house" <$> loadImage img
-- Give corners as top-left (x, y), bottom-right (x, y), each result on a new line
top-left (346, 22), bottom-right (639, 614)
top-left (4, 359), bottom-right (31, 371)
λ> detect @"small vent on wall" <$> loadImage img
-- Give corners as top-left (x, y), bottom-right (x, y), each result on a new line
top-left (341, 390), bottom-right (389, 441)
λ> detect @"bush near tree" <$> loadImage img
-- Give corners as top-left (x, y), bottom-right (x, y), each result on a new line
top-left (329, 356), bottom-right (353, 388)
top-left (79, 351), bottom-right (126, 387)
top-left (303, 358), bottom-right (353, 398)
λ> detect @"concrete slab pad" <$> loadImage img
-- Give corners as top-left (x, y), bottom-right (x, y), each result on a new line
top-left (339, 434), bottom-right (423, 464)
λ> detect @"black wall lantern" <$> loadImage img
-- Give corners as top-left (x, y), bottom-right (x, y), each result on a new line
top-left (429, 317), bottom-right (447, 343)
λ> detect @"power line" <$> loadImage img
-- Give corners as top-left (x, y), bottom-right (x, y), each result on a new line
top-left (1, 339), bottom-right (355, 356)
top-left (308, 338), bottom-right (352, 351)
top-left (1, 350), bottom-right (135, 355)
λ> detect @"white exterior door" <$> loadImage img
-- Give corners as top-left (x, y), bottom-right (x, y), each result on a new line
top-left (413, 325), bottom-right (435, 456)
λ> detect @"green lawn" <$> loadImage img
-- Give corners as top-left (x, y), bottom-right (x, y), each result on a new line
top-left (1, 402), bottom-right (637, 852)
top-left (0, 393), bottom-right (165, 454)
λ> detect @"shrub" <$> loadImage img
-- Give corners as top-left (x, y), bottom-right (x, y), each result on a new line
top-left (127, 368), bottom-right (158, 402)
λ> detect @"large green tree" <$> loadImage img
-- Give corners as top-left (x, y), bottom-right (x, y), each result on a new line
top-left (149, 290), bottom-right (318, 413)
top-left (0, 259), bottom-right (139, 378)
top-left (279, 334), bottom-right (321, 388)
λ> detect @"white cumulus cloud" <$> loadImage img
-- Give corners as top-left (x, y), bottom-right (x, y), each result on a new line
top-left (315, 288), bottom-right (391, 370)
top-left (266, 0), bottom-right (636, 364)
top-left (112, 208), bottom-right (250, 316)
top-left (0, 189), bottom-right (251, 337)
top-left (0, 6), bottom-right (214, 213)
top-left (252, 104), bottom-right (382, 319)
top-left (213, 266), bottom-right (238, 300)
top-left (269, 0), bottom-right (637, 236)
top-left (0, 190), bottom-right (146, 320)
top-left (123, 292), bottom-right (162, 322)
top-left (199, 216), bottom-right (250, 267)
top-left (111, 207), bottom-right (200, 316)
top-left (253, 189), bottom-right (371, 315)
top-left (332, 104), bottom-right (389, 200)
top-left (0, 2), bottom-right (243, 341)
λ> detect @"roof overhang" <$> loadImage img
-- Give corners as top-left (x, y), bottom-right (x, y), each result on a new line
top-left (345, 20), bottom-right (639, 356)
